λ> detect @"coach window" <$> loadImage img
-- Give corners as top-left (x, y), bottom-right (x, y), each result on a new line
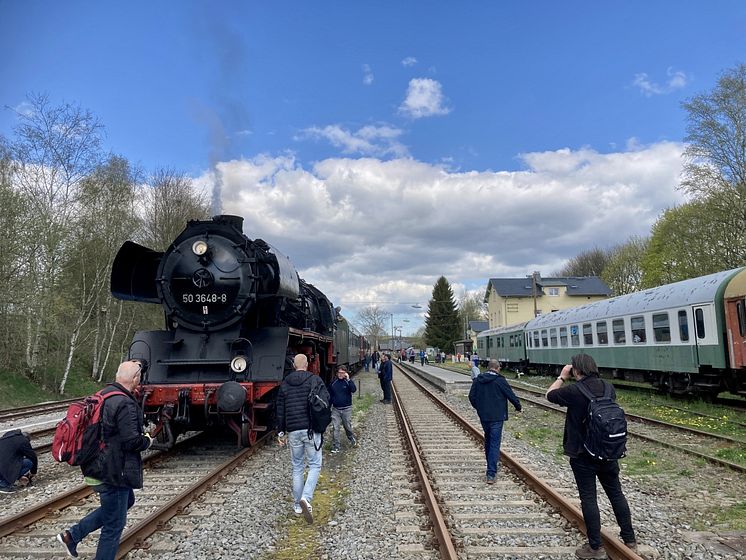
top-left (695, 308), bottom-right (706, 339)
top-left (612, 319), bottom-right (626, 344)
top-left (653, 312), bottom-right (671, 343)
top-left (677, 310), bottom-right (689, 342)
top-left (550, 328), bottom-right (558, 347)
top-left (596, 321), bottom-right (608, 345)
top-left (583, 323), bottom-right (593, 345)
top-left (510, 335), bottom-right (515, 347)
top-left (559, 326), bottom-right (568, 347)
top-left (533, 331), bottom-right (540, 348)
top-left (631, 316), bottom-right (647, 343)
top-left (570, 325), bottom-right (580, 347)
top-left (541, 329), bottom-right (548, 347)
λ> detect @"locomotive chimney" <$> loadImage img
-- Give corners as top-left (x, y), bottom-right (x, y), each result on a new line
top-left (214, 214), bottom-right (244, 232)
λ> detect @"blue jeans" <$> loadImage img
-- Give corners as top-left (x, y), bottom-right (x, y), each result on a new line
top-left (289, 430), bottom-right (322, 506)
top-left (481, 420), bottom-right (504, 478)
top-left (570, 454), bottom-right (635, 549)
top-left (69, 484), bottom-right (135, 560)
top-left (0, 458), bottom-right (34, 487)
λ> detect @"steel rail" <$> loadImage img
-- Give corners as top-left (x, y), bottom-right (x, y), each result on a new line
top-left (511, 390), bottom-right (746, 474)
top-left (395, 364), bottom-right (643, 560)
top-left (391, 381), bottom-right (459, 560)
top-left (0, 437), bottom-right (198, 538)
top-left (0, 398), bottom-right (77, 422)
top-left (115, 431), bottom-right (273, 558)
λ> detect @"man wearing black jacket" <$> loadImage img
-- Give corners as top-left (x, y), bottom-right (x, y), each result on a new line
top-left (57, 360), bottom-right (152, 560)
top-left (378, 353), bottom-right (393, 403)
top-left (546, 354), bottom-right (637, 559)
top-left (0, 430), bottom-right (37, 493)
top-left (275, 353), bottom-right (330, 524)
top-left (468, 359), bottom-right (521, 483)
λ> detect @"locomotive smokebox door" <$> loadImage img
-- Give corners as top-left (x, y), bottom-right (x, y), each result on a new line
top-left (217, 381), bottom-right (247, 413)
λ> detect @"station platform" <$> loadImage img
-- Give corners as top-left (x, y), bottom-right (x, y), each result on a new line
top-left (396, 360), bottom-right (473, 392)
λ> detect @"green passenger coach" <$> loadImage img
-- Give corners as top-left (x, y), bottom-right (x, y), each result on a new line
top-left (477, 322), bottom-right (529, 371)
top-left (523, 267), bottom-right (746, 396)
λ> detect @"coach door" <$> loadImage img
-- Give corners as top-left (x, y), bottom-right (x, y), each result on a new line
top-left (725, 298), bottom-right (746, 368)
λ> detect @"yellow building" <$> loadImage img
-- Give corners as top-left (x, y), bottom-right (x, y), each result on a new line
top-left (484, 274), bottom-right (611, 328)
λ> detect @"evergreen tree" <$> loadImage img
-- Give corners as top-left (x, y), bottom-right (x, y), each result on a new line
top-left (424, 276), bottom-right (461, 352)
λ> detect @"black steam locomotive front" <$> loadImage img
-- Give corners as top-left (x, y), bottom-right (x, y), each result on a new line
top-left (111, 215), bottom-right (336, 446)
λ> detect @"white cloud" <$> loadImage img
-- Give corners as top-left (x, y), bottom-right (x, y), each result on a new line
top-left (362, 64), bottom-right (374, 85)
top-left (633, 67), bottom-right (689, 97)
top-left (398, 78), bottom-right (451, 119)
top-left (297, 124), bottom-right (409, 157)
top-left (401, 56), bottom-right (418, 67)
top-left (13, 101), bottom-right (35, 117)
top-left (204, 142), bottom-right (686, 332)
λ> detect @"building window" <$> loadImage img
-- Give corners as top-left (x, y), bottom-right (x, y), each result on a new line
top-left (570, 325), bottom-right (580, 346)
top-left (631, 316), bottom-right (647, 343)
top-left (559, 326), bottom-right (568, 347)
top-left (613, 319), bottom-right (626, 344)
top-left (507, 303), bottom-right (519, 313)
top-left (548, 287), bottom-right (560, 296)
top-left (653, 312), bottom-right (671, 343)
top-left (550, 328), bottom-right (558, 347)
top-left (596, 321), bottom-right (608, 345)
top-left (583, 323), bottom-right (593, 345)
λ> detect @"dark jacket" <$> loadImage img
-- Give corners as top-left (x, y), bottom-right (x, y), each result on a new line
top-left (468, 371), bottom-right (522, 422)
top-left (0, 429), bottom-right (37, 484)
top-left (328, 377), bottom-right (357, 409)
top-left (276, 370), bottom-right (329, 433)
top-left (547, 376), bottom-right (614, 458)
top-left (379, 359), bottom-right (393, 381)
top-left (81, 383), bottom-right (151, 488)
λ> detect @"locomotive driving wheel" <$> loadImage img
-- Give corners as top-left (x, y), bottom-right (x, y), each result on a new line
top-left (240, 419), bottom-right (258, 447)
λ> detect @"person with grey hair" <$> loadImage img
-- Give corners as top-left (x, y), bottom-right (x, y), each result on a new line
top-left (57, 359), bottom-right (153, 559)
top-left (0, 430), bottom-right (37, 493)
top-left (275, 353), bottom-right (330, 524)
top-left (468, 359), bottom-right (521, 483)
top-left (546, 354), bottom-right (637, 559)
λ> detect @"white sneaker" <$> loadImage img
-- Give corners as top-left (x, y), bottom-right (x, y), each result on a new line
top-left (293, 503), bottom-right (302, 515)
top-left (299, 497), bottom-right (313, 524)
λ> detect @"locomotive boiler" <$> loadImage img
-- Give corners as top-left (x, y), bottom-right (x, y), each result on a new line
top-left (111, 215), bottom-right (354, 447)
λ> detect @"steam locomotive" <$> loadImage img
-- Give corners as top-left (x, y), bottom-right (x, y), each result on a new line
top-left (111, 215), bottom-right (368, 447)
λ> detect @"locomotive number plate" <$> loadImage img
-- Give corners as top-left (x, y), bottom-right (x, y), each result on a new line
top-left (182, 293), bottom-right (228, 304)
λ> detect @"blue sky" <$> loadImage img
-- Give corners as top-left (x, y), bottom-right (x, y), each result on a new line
top-left (2, 1), bottom-right (745, 334)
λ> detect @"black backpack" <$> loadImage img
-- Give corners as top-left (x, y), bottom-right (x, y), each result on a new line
top-left (576, 381), bottom-right (627, 460)
top-left (307, 380), bottom-right (332, 447)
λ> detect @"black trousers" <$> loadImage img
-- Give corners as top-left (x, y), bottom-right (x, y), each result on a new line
top-left (569, 454), bottom-right (635, 549)
top-left (379, 377), bottom-right (392, 401)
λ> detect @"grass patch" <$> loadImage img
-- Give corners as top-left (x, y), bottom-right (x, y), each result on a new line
top-left (0, 368), bottom-right (104, 410)
top-left (715, 446), bottom-right (746, 465)
top-left (710, 501), bottom-right (746, 530)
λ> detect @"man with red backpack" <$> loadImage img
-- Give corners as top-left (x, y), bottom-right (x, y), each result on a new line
top-left (57, 360), bottom-right (153, 559)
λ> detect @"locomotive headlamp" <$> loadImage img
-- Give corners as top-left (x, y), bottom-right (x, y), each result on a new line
top-left (230, 355), bottom-right (248, 373)
top-left (192, 240), bottom-right (208, 256)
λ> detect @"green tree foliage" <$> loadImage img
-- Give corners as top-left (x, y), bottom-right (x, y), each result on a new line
top-left (558, 247), bottom-right (610, 277)
top-left (602, 236), bottom-right (648, 295)
top-left (424, 276), bottom-right (461, 352)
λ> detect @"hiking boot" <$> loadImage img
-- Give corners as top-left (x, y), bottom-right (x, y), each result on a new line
top-left (0, 485), bottom-right (15, 494)
top-left (57, 531), bottom-right (79, 558)
top-left (349, 437), bottom-right (358, 447)
top-left (299, 497), bottom-right (313, 524)
top-left (485, 476), bottom-right (495, 485)
top-left (575, 543), bottom-right (607, 559)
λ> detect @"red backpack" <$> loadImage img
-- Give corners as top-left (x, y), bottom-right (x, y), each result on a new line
top-left (52, 389), bottom-right (126, 465)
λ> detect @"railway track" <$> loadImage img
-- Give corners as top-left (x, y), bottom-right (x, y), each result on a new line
top-left (0, 433), bottom-right (270, 558)
top-left (391, 364), bottom-right (642, 560)
top-left (0, 399), bottom-right (77, 424)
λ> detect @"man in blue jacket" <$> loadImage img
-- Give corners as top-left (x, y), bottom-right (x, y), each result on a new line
top-left (468, 359), bottom-right (521, 483)
top-left (379, 353), bottom-right (393, 403)
top-left (328, 365), bottom-right (357, 453)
